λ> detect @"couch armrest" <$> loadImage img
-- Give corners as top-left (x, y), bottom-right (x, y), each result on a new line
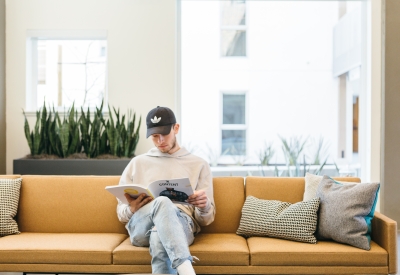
top-left (371, 211), bottom-right (398, 274)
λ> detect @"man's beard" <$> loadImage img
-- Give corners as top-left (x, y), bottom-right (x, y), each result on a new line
top-left (159, 136), bottom-right (177, 154)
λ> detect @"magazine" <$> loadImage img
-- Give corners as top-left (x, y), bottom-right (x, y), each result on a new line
top-left (105, 177), bottom-right (194, 205)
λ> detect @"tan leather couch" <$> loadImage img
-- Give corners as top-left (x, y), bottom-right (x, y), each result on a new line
top-left (0, 175), bottom-right (397, 274)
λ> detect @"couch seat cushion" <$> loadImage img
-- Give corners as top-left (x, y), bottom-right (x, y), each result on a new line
top-left (190, 233), bottom-right (249, 266)
top-left (248, 237), bottom-right (387, 266)
top-left (0, 232), bottom-right (127, 264)
top-left (114, 233), bottom-right (249, 266)
top-left (113, 237), bottom-right (152, 264)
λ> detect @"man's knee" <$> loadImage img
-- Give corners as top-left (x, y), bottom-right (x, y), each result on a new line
top-left (153, 196), bottom-right (175, 208)
top-left (130, 233), bottom-right (150, 247)
top-left (151, 196), bottom-right (179, 221)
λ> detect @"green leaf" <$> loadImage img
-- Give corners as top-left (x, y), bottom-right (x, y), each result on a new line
top-left (22, 110), bottom-right (33, 155)
top-left (32, 110), bottom-right (42, 155)
top-left (59, 121), bottom-right (69, 157)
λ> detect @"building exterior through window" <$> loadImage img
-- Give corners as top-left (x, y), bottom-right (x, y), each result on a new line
top-left (27, 38), bottom-right (107, 111)
top-left (180, 0), bottom-right (365, 177)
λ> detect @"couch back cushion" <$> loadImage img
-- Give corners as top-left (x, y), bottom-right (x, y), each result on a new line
top-left (245, 176), bottom-right (361, 203)
top-left (200, 177), bottom-right (245, 234)
top-left (17, 175), bottom-right (127, 234)
top-left (0, 175), bottom-right (21, 179)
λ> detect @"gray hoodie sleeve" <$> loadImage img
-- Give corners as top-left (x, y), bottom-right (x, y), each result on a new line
top-left (116, 160), bottom-right (135, 224)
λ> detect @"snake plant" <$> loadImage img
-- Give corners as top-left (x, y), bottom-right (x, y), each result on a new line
top-left (105, 105), bottom-right (141, 158)
top-left (23, 101), bottom-right (141, 158)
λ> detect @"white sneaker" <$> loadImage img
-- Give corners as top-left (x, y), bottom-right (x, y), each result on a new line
top-left (176, 259), bottom-right (196, 275)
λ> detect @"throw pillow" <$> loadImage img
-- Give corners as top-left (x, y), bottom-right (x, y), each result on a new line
top-left (303, 173), bottom-right (323, 201)
top-left (0, 178), bottom-right (22, 237)
top-left (236, 196), bottom-right (320, 244)
top-left (315, 175), bottom-right (379, 250)
top-left (303, 172), bottom-right (356, 201)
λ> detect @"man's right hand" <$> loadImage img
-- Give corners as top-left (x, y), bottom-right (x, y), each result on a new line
top-left (124, 193), bottom-right (153, 214)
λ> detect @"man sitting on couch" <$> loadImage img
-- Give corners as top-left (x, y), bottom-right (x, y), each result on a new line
top-left (116, 106), bottom-right (216, 275)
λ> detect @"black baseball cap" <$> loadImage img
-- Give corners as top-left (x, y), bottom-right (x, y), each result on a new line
top-left (146, 106), bottom-right (177, 138)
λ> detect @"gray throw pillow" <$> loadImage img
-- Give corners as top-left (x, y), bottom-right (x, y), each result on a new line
top-left (303, 172), bottom-right (355, 201)
top-left (303, 173), bottom-right (323, 201)
top-left (236, 196), bottom-right (320, 244)
top-left (0, 178), bottom-right (22, 237)
top-left (316, 175), bottom-right (380, 250)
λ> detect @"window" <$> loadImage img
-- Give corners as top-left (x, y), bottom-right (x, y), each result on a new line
top-left (37, 43), bottom-right (46, 85)
top-left (27, 31), bottom-right (107, 111)
top-left (181, 1), bottom-right (367, 175)
top-left (221, 0), bottom-right (246, 57)
top-left (221, 93), bottom-right (247, 155)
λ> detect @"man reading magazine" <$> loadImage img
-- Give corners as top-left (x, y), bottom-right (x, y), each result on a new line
top-left (116, 106), bottom-right (216, 275)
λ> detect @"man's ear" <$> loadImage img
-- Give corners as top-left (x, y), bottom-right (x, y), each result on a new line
top-left (173, 123), bottom-right (180, 135)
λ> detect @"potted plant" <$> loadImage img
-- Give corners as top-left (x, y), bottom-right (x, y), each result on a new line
top-left (14, 102), bottom-right (141, 175)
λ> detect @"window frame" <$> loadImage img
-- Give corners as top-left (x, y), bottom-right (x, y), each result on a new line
top-left (220, 91), bottom-right (248, 159)
top-left (220, 0), bottom-right (247, 58)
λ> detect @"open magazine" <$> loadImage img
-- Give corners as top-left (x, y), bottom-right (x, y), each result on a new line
top-left (105, 177), bottom-right (194, 205)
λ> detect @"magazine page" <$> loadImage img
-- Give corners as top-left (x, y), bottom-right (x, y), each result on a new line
top-left (105, 184), bottom-right (153, 205)
top-left (148, 178), bottom-right (194, 205)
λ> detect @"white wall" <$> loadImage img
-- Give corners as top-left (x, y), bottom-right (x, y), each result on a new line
top-left (381, 0), bottom-right (400, 223)
top-left (5, 0), bottom-right (177, 173)
top-left (0, 0), bottom-right (5, 174)
top-left (368, 0), bottom-right (382, 213)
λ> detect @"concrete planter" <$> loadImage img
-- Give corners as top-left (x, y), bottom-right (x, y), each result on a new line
top-left (13, 158), bottom-right (131, 175)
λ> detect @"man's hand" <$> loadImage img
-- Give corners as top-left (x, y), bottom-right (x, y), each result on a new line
top-left (124, 193), bottom-right (153, 214)
top-left (187, 190), bottom-right (208, 209)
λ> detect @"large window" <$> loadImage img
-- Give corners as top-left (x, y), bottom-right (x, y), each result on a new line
top-left (27, 33), bottom-right (107, 111)
top-left (181, 1), bottom-right (366, 175)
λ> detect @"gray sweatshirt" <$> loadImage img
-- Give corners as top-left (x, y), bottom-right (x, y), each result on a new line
top-left (116, 147), bottom-right (215, 234)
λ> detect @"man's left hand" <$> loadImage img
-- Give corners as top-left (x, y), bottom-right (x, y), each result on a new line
top-left (187, 190), bottom-right (208, 209)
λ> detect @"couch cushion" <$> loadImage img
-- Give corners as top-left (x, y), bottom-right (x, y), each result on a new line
top-left (114, 233), bottom-right (249, 266)
top-left (200, 177), bottom-right (245, 234)
top-left (17, 175), bottom-right (127, 234)
top-left (245, 176), bottom-right (361, 204)
top-left (245, 177), bottom-right (306, 203)
top-left (189, 233), bottom-right (249, 266)
top-left (247, 237), bottom-right (387, 266)
top-left (112, 237), bottom-right (152, 264)
top-left (0, 232), bottom-right (127, 264)
top-left (0, 177), bottom-right (22, 236)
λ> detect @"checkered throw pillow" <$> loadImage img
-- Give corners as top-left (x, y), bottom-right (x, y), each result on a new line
top-left (236, 196), bottom-right (320, 243)
top-left (0, 178), bottom-right (22, 237)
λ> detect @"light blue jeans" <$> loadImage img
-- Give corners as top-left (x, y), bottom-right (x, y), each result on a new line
top-left (126, 196), bottom-right (195, 274)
